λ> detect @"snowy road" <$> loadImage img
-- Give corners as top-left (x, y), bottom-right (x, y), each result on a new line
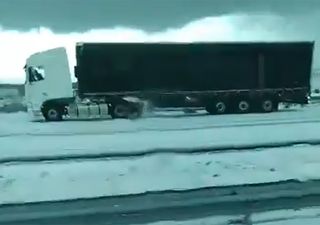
top-left (2, 144), bottom-right (320, 204)
top-left (1, 105), bottom-right (320, 224)
top-left (0, 104), bottom-right (319, 137)
top-left (2, 180), bottom-right (320, 225)
top-left (1, 105), bottom-right (320, 160)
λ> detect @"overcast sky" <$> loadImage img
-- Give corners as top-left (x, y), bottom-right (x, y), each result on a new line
top-left (0, 0), bottom-right (320, 83)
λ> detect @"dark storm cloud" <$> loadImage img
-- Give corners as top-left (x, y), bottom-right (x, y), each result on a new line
top-left (0, 0), bottom-right (319, 32)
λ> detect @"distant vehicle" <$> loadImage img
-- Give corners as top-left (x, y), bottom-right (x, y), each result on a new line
top-left (24, 41), bottom-right (314, 121)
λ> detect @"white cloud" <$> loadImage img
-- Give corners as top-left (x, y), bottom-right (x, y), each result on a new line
top-left (0, 12), bottom-right (316, 83)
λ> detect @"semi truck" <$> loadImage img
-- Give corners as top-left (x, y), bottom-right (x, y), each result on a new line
top-left (24, 41), bottom-right (314, 121)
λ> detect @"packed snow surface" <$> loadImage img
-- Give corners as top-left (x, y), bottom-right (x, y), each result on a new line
top-left (145, 207), bottom-right (320, 225)
top-left (1, 145), bottom-right (320, 204)
top-left (0, 104), bottom-right (320, 204)
top-left (1, 105), bottom-right (320, 159)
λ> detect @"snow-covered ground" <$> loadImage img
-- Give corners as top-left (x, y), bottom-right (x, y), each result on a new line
top-left (1, 120), bottom-right (320, 160)
top-left (148, 215), bottom-right (244, 225)
top-left (1, 144), bottom-right (320, 204)
top-left (147, 207), bottom-right (320, 225)
top-left (0, 104), bottom-right (318, 137)
top-left (1, 105), bottom-right (320, 204)
top-left (1, 105), bottom-right (320, 159)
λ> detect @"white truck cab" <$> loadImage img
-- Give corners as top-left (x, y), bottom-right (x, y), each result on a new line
top-left (24, 47), bottom-right (114, 121)
top-left (24, 47), bottom-right (74, 120)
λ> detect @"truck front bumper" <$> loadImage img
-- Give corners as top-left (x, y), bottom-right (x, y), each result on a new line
top-left (27, 108), bottom-right (44, 121)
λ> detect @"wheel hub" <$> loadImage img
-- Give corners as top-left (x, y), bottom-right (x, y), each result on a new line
top-left (239, 101), bottom-right (249, 111)
top-left (262, 100), bottom-right (273, 111)
top-left (48, 109), bottom-right (58, 119)
top-left (216, 102), bottom-right (226, 112)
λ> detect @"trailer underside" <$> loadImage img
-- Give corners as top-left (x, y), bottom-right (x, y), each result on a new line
top-left (39, 87), bottom-right (309, 121)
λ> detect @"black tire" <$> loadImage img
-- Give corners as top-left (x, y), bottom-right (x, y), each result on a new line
top-left (237, 100), bottom-right (250, 113)
top-left (43, 106), bottom-right (63, 121)
top-left (206, 100), bottom-right (227, 115)
top-left (111, 102), bottom-right (144, 119)
top-left (215, 101), bottom-right (227, 114)
top-left (128, 103), bottom-right (144, 119)
top-left (261, 99), bottom-right (274, 113)
top-left (110, 104), bottom-right (130, 119)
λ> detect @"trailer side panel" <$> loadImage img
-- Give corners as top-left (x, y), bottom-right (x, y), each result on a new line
top-left (75, 42), bottom-right (313, 96)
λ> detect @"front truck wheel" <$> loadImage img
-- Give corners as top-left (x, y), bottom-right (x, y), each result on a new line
top-left (42, 105), bottom-right (64, 121)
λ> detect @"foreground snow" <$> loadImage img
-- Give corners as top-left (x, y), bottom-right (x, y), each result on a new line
top-left (148, 207), bottom-right (320, 225)
top-left (1, 105), bottom-right (320, 204)
top-left (1, 145), bottom-right (320, 204)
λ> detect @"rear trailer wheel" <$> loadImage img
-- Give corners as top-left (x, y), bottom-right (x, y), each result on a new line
top-left (206, 100), bottom-right (227, 115)
top-left (215, 101), bottom-right (226, 114)
top-left (261, 99), bottom-right (278, 112)
top-left (237, 100), bottom-right (250, 113)
top-left (261, 99), bottom-right (274, 113)
top-left (43, 106), bottom-right (63, 121)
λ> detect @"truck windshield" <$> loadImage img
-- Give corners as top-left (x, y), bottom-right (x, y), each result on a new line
top-left (27, 66), bottom-right (45, 83)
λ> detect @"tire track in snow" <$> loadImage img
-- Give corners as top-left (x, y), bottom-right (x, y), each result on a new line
top-left (1, 139), bottom-right (319, 165)
top-left (1, 118), bottom-right (320, 138)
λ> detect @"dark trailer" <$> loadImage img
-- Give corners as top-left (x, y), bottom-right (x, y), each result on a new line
top-left (74, 41), bottom-right (313, 115)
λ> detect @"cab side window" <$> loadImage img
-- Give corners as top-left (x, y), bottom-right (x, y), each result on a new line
top-left (27, 66), bottom-right (45, 83)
